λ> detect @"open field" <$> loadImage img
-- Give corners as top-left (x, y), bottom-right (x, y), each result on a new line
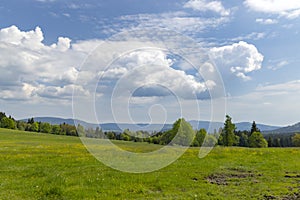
top-left (0, 128), bottom-right (299, 200)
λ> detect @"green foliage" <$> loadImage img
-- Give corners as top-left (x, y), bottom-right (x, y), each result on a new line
top-left (27, 117), bottom-right (35, 124)
top-left (106, 131), bottom-right (116, 139)
top-left (76, 124), bottom-right (85, 137)
top-left (60, 123), bottom-right (78, 136)
top-left (51, 125), bottom-right (61, 135)
top-left (274, 138), bottom-right (281, 147)
top-left (172, 118), bottom-right (195, 146)
top-left (0, 117), bottom-right (16, 129)
top-left (249, 132), bottom-right (268, 148)
top-left (39, 122), bottom-right (52, 134)
top-left (264, 133), bottom-right (294, 147)
top-left (159, 118), bottom-right (194, 146)
top-left (120, 132), bottom-right (131, 141)
top-left (292, 133), bottom-right (300, 147)
top-left (267, 136), bottom-right (273, 147)
top-left (202, 134), bottom-right (218, 147)
top-left (236, 131), bottom-right (249, 147)
top-left (192, 128), bottom-right (206, 147)
top-left (221, 115), bottom-right (237, 146)
top-left (16, 121), bottom-right (27, 131)
top-left (0, 112), bottom-right (7, 121)
top-left (29, 122), bottom-right (39, 132)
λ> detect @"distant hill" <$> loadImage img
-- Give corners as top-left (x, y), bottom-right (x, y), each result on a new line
top-left (263, 122), bottom-right (300, 134)
top-left (22, 117), bottom-right (98, 129)
top-left (235, 122), bottom-right (280, 132)
top-left (21, 117), bottom-right (281, 133)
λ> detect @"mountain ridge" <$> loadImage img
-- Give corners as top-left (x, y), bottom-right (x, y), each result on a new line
top-left (21, 117), bottom-right (283, 132)
top-left (263, 122), bottom-right (300, 134)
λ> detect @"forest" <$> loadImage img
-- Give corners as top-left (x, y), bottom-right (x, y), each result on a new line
top-left (0, 112), bottom-right (299, 148)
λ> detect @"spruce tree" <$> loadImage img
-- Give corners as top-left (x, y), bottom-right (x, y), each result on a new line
top-left (251, 121), bottom-right (260, 134)
top-left (221, 115), bottom-right (237, 146)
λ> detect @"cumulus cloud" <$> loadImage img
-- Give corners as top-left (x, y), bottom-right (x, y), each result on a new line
top-left (100, 49), bottom-right (214, 99)
top-left (0, 25), bottom-right (44, 49)
top-left (118, 66), bottom-right (213, 99)
top-left (245, 0), bottom-right (300, 19)
top-left (51, 37), bottom-right (71, 52)
top-left (0, 25), bottom-right (87, 101)
top-left (210, 41), bottom-right (264, 80)
top-left (0, 25), bottom-right (216, 103)
top-left (184, 0), bottom-right (230, 16)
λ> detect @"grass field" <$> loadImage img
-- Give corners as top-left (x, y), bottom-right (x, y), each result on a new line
top-left (0, 128), bottom-right (299, 200)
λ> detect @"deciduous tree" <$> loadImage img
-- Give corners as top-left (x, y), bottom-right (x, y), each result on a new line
top-left (292, 133), bottom-right (300, 147)
top-left (249, 131), bottom-right (268, 148)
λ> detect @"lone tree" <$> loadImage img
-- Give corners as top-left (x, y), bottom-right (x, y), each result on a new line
top-left (249, 132), bottom-right (268, 148)
top-left (221, 115), bottom-right (237, 146)
top-left (160, 118), bottom-right (195, 146)
top-left (251, 121), bottom-right (260, 134)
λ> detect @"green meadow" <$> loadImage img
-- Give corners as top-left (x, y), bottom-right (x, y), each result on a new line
top-left (0, 128), bottom-right (299, 200)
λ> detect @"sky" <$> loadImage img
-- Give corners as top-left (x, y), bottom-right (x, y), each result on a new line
top-left (0, 0), bottom-right (299, 126)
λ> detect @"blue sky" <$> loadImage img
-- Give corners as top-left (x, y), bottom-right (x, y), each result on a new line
top-left (0, 0), bottom-right (299, 126)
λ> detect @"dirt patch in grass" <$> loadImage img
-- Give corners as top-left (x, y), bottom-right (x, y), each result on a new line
top-left (206, 167), bottom-right (258, 185)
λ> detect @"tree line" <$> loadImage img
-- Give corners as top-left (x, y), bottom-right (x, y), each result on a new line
top-left (1, 111), bottom-right (299, 148)
top-left (217, 115), bottom-right (300, 148)
top-left (0, 112), bottom-right (78, 136)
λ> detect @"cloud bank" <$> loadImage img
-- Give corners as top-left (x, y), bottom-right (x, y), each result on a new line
top-left (0, 25), bottom-right (264, 103)
top-left (245, 0), bottom-right (300, 19)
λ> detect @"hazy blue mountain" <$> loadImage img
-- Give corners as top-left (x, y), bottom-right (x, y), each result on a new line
top-left (263, 122), bottom-right (300, 134)
top-left (189, 121), bottom-right (280, 132)
top-left (21, 117), bottom-right (282, 133)
top-left (22, 117), bottom-right (98, 129)
top-left (235, 122), bottom-right (280, 132)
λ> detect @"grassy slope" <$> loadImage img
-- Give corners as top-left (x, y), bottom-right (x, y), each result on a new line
top-left (0, 128), bottom-right (299, 200)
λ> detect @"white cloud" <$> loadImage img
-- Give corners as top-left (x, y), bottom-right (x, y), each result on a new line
top-left (256, 18), bottom-right (278, 25)
top-left (184, 0), bottom-right (230, 16)
top-left (51, 37), bottom-right (71, 51)
top-left (35, 84), bottom-right (88, 99)
top-left (100, 49), bottom-right (213, 99)
top-left (0, 25), bottom-right (87, 101)
top-left (0, 25), bottom-right (44, 49)
top-left (256, 80), bottom-right (300, 92)
top-left (111, 11), bottom-right (230, 37)
top-left (231, 32), bottom-right (266, 41)
top-left (245, 0), bottom-right (300, 19)
top-left (267, 60), bottom-right (289, 70)
top-left (210, 41), bottom-right (264, 80)
top-left (0, 25), bottom-right (216, 103)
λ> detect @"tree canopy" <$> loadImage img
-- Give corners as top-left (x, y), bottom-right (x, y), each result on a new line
top-left (292, 133), bottom-right (300, 147)
top-left (249, 131), bottom-right (268, 148)
top-left (220, 115), bottom-right (237, 146)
